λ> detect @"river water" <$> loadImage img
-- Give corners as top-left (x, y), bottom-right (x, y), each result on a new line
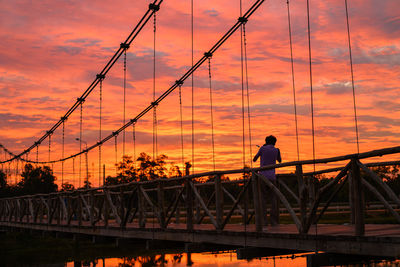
top-left (65, 252), bottom-right (399, 267)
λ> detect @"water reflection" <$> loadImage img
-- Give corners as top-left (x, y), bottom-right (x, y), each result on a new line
top-left (67, 252), bottom-right (400, 267)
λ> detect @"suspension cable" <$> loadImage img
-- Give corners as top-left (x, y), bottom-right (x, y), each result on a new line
top-left (287, 0), bottom-right (300, 161)
top-left (62, 120), bottom-right (65, 185)
top-left (306, 0), bottom-right (318, 252)
top-left (3, 0), bottom-right (164, 164)
top-left (306, 0), bottom-right (316, 170)
top-left (115, 135), bottom-right (118, 176)
top-left (79, 101), bottom-right (83, 188)
top-left (6, 0), bottom-right (264, 165)
top-left (123, 47), bottom-right (128, 156)
top-left (48, 133), bottom-right (51, 163)
top-left (243, 23), bottom-right (253, 168)
top-left (178, 84), bottom-right (185, 173)
top-left (152, 8), bottom-right (158, 161)
top-left (99, 75), bottom-right (104, 186)
top-left (132, 123), bottom-right (136, 169)
top-left (207, 56), bottom-right (216, 171)
top-left (191, 0), bottom-right (195, 174)
top-left (345, 0), bottom-right (360, 153)
top-left (240, 4), bottom-right (246, 168)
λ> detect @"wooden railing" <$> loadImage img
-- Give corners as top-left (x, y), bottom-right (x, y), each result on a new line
top-left (1, 146), bottom-right (400, 236)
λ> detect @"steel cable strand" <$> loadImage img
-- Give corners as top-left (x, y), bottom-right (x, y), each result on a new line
top-left (345, 0), bottom-right (360, 153)
top-left (286, 0), bottom-right (300, 161)
top-left (2, 0), bottom-right (164, 164)
top-left (9, 0), bottom-right (265, 165)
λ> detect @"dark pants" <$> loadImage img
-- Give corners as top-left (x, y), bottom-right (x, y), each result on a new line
top-left (260, 178), bottom-right (279, 226)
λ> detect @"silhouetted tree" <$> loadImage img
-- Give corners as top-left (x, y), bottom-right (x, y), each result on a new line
top-left (61, 182), bottom-right (75, 192)
top-left (17, 164), bottom-right (57, 195)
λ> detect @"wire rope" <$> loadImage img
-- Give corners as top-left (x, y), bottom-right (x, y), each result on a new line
top-left (99, 77), bottom-right (103, 187)
top-left (62, 120), bottom-right (65, 185)
top-left (240, 3), bottom-right (246, 169)
top-left (3, 0), bottom-right (164, 164)
top-left (207, 56), bottom-right (216, 171)
top-left (178, 84), bottom-right (185, 174)
top-left (123, 49), bottom-right (127, 156)
top-left (287, 0), bottom-right (300, 161)
top-left (79, 101), bottom-right (83, 188)
top-left (191, 0), bottom-right (195, 175)
top-left (132, 123), bottom-right (136, 169)
top-left (152, 9), bottom-right (158, 161)
top-left (345, 0), bottom-right (360, 153)
top-left (115, 135), bottom-right (118, 176)
top-left (306, 0), bottom-right (318, 253)
top-left (3, 0), bottom-right (264, 165)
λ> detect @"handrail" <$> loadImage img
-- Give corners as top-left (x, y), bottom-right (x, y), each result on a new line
top-left (1, 145), bottom-right (399, 200)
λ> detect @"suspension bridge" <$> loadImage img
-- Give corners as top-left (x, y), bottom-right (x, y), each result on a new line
top-left (1, 0), bottom-right (400, 258)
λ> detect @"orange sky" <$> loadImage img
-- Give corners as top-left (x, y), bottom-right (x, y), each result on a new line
top-left (1, 0), bottom-right (399, 187)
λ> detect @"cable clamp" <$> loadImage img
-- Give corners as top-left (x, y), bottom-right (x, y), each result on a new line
top-left (176, 80), bottom-right (184, 86)
top-left (112, 131), bottom-right (119, 136)
top-left (96, 74), bottom-right (105, 80)
top-left (149, 3), bottom-right (160, 11)
top-left (61, 116), bottom-right (67, 121)
top-left (120, 43), bottom-right (130, 49)
top-left (238, 17), bottom-right (248, 23)
top-left (97, 141), bottom-right (103, 146)
top-left (204, 52), bottom-right (213, 58)
top-left (151, 101), bottom-right (158, 107)
top-left (77, 97), bottom-right (85, 103)
top-left (47, 130), bottom-right (53, 135)
top-left (130, 118), bottom-right (137, 123)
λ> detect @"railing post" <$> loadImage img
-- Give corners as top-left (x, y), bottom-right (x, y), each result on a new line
top-left (251, 172), bottom-right (263, 232)
top-left (348, 171), bottom-right (356, 224)
top-left (157, 180), bottom-right (166, 229)
top-left (296, 164), bottom-right (307, 233)
top-left (185, 177), bottom-right (194, 231)
top-left (351, 158), bottom-right (365, 236)
top-left (138, 186), bottom-right (146, 228)
top-left (78, 193), bottom-right (82, 227)
top-left (175, 189), bottom-right (181, 224)
top-left (103, 190), bottom-right (109, 228)
top-left (214, 174), bottom-right (223, 230)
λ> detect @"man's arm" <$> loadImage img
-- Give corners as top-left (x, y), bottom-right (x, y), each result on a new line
top-left (253, 150), bottom-right (260, 162)
top-left (277, 149), bottom-right (282, 163)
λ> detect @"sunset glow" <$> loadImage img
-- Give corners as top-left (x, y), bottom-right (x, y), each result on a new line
top-left (1, 0), bottom-right (399, 187)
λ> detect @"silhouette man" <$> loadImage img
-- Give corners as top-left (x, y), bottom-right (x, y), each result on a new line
top-left (253, 135), bottom-right (282, 226)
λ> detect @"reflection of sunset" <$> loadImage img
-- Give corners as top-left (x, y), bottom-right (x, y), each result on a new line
top-left (1, 0), bottom-right (399, 186)
top-left (66, 252), bottom-right (308, 266)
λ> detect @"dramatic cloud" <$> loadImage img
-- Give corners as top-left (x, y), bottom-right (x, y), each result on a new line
top-left (0, 0), bottom-right (399, 186)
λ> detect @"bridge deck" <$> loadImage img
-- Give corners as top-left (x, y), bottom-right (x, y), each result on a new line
top-left (2, 221), bottom-right (400, 257)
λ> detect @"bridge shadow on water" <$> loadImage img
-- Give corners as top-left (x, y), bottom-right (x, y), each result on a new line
top-left (0, 229), bottom-right (397, 267)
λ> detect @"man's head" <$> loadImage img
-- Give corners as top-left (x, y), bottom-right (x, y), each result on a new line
top-left (265, 135), bottom-right (277, 145)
